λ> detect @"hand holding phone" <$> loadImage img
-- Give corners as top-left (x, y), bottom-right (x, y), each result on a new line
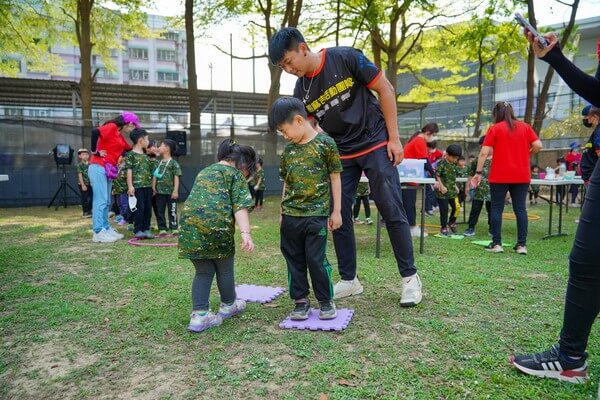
top-left (515, 13), bottom-right (548, 48)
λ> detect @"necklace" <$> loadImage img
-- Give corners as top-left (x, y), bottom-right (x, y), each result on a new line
top-left (302, 74), bottom-right (315, 105)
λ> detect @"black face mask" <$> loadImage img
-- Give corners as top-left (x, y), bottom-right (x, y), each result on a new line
top-left (583, 118), bottom-right (593, 128)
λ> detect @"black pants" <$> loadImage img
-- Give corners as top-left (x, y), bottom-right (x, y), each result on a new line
top-left (556, 186), bottom-right (566, 204)
top-left (280, 215), bottom-right (333, 302)
top-left (438, 197), bottom-right (458, 229)
top-left (155, 193), bottom-right (178, 230)
top-left (353, 195), bottom-right (371, 219)
top-left (255, 190), bottom-right (264, 207)
top-left (334, 147), bottom-right (416, 280)
top-left (425, 184), bottom-right (437, 211)
top-left (468, 199), bottom-right (491, 231)
top-left (191, 257), bottom-right (235, 311)
top-left (401, 186), bottom-right (417, 226)
top-left (559, 161), bottom-right (600, 357)
top-left (80, 186), bottom-right (93, 214)
top-left (133, 187), bottom-right (153, 234)
top-left (569, 184), bottom-right (579, 204)
top-left (248, 183), bottom-right (256, 199)
top-left (490, 183), bottom-right (528, 246)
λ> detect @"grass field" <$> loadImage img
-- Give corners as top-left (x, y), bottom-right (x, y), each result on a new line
top-left (0, 197), bottom-right (598, 399)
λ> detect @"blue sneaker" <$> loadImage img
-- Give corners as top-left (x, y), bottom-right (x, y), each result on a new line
top-left (510, 344), bottom-right (588, 384)
top-left (464, 228), bottom-right (475, 237)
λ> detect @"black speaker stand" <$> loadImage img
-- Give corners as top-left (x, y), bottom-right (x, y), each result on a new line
top-left (48, 164), bottom-right (81, 210)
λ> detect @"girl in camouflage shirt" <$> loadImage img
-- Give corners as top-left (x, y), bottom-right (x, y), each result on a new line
top-left (178, 139), bottom-right (257, 333)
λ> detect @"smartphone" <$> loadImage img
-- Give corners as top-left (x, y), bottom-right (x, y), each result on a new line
top-left (514, 13), bottom-right (548, 48)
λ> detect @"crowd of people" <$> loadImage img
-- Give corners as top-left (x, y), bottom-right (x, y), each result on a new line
top-left (79, 26), bottom-right (600, 386)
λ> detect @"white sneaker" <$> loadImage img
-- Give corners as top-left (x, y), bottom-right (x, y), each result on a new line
top-left (410, 226), bottom-right (428, 237)
top-left (105, 227), bottom-right (124, 240)
top-left (400, 274), bottom-right (422, 307)
top-left (333, 277), bottom-right (364, 299)
top-left (92, 229), bottom-right (118, 243)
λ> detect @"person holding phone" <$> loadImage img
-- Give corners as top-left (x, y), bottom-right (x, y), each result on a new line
top-left (509, 33), bottom-right (600, 384)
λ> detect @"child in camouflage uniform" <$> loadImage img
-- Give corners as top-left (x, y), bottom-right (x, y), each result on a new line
top-left (253, 158), bottom-right (266, 210)
top-left (126, 129), bottom-right (154, 239)
top-left (269, 96), bottom-right (342, 321)
top-left (179, 139), bottom-right (256, 333)
top-left (464, 136), bottom-right (492, 236)
top-left (353, 175), bottom-right (372, 225)
top-left (76, 148), bottom-right (92, 218)
top-left (152, 139), bottom-right (182, 234)
top-left (112, 154), bottom-right (130, 226)
top-left (435, 144), bottom-right (462, 235)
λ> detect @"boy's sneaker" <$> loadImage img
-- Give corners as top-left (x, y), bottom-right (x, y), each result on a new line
top-left (83, 212), bottom-right (92, 218)
top-left (318, 301), bottom-right (337, 320)
top-left (290, 300), bottom-right (311, 320)
top-left (218, 299), bottom-right (246, 319)
top-left (400, 273), bottom-right (422, 307)
top-left (159, 230), bottom-right (168, 235)
top-left (115, 215), bottom-right (124, 223)
top-left (142, 230), bottom-right (155, 239)
top-left (353, 217), bottom-right (363, 224)
top-left (425, 209), bottom-right (434, 216)
top-left (333, 277), bottom-right (364, 299)
top-left (449, 223), bottom-right (457, 233)
top-left (513, 245), bottom-right (528, 255)
top-left (463, 228), bottom-right (476, 237)
top-left (364, 217), bottom-right (373, 225)
top-left (171, 229), bottom-right (179, 235)
top-left (106, 227), bottom-right (124, 240)
top-left (92, 229), bottom-right (118, 243)
top-left (484, 243), bottom-right (504, 253)
top-left (108, 211), bottom-right (116, 218)
top-left (570, 203), bottom-right (579, 208)
top-left (187, 311), bottom-right (223, 333)
top-left (117, 219), bottom-right (127, 226)
top-left (127, 224), bottom-right (134, 231)
top-left (439, 228), bottom-right (450, 236)
top-left (134, 231), bottom-right (146, 239)
top-left (510, 344), bottom-right (589, 384)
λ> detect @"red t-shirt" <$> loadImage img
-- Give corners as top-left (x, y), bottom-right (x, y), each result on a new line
top-left (564, 151), bottom-right (581, 171)
top-left (404, 135), bottom-right (428, 159)
top-left (428, 148), bottom-right (443, 165)
top-left (483, 120), bottom-right (539, 184)
top-left (90, 123), bottom-right (132, 167)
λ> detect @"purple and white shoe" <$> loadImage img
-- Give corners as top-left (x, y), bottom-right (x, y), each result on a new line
top-left (218, 299), bottom-right (246, 319)
top-left (187, 311), bottom-right (223, 333)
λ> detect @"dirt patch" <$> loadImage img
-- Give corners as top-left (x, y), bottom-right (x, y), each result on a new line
top-left (522, 273), bottom-right (548, 279)
top-left (114, 365), bottom-right (191, 400)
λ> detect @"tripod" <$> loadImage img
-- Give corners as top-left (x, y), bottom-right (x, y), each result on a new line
top-left (48, 164), bottom-right (81, 210)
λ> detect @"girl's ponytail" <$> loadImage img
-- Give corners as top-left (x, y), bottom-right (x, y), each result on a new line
top-left (217, 139), bottom-right (257, 176)
top-left (492, 101), bottom-right (516, 130)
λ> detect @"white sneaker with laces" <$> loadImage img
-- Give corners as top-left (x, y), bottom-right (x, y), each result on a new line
top-left (92, 229), bottom-right (118, 243)
top-left (333, 277), bottom-right (364, 299)
top-left (400, 273), bottom-right (422, 307)
top-left (105, 227), bottom-right (124, 240)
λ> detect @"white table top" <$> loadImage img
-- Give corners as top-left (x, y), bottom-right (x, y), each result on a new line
top-left (400, 177), bottom-right (436, 184)
top-left (531, 178), bottom-right (585, 185)
top-left (0, 174), bottom-right (8, 182)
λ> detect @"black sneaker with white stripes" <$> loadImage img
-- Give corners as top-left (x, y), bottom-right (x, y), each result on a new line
top-left (510, 344), bottom-right (589, 383)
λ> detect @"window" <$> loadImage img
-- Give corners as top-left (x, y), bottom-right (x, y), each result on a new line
top-left (130, 69), bottom-right (149, 81)
top-left (157, 49), bottom-right (176, 62)
top-left (5, 108), bottom-right (23, 116)
top-left (129, 48), bottom-right (148, 59)
top-left (160, 31), bottom-right (179, 41)
top-left (28, 109), bottom-right (51, 117)
top-left (157, 72), bottom-right (179, 82)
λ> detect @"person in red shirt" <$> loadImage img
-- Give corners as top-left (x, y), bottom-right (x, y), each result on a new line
top-left (565, 142), bottom-right (582, 207)
top-left (425, 140), bottom-right (443, 214)
top-left (402, 123), bottom-right (438, 236)
top-left (472, 101), bottom-right (542, 254)
top-left (88, 112), bottom-right (138, 243)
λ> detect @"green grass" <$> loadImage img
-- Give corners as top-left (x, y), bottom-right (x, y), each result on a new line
top-left (0, 198), bottom-right (597, 399)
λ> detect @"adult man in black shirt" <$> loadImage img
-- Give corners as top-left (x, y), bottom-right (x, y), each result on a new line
top-left (269, 27), bottom-right (422, 306)
top-left (580, 106), bottom-right (600, 183)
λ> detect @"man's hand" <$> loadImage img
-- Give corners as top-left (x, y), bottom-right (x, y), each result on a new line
top-left (387, 138), bottom-right (404, 167)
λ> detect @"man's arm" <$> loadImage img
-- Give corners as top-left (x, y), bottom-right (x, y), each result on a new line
top-left (369, 74), bottom-right (404, 166)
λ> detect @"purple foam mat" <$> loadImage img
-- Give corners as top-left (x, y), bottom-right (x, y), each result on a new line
top-left (279, 308), bottom-right (354, 331)
top-left (235, 284), bottom-right (286, 304)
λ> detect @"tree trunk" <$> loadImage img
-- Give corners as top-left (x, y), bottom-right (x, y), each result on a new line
top-left (523, 0), bottom-right (536, 125)
top-left (532, 0), bottom-right (580, 134)
top-left (78, 0), bottom-right (93, 146)
top-left (185, 0), bottom-right (201, 160)
top-left (473, 61), bottom-right (485, 138)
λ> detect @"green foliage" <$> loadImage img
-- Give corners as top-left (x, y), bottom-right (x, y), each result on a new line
top-left (541, 110), bottom-right (592, 139)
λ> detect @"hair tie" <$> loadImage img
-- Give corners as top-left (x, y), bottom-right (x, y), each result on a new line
top-left (503, 101), bottom-right (509, 107)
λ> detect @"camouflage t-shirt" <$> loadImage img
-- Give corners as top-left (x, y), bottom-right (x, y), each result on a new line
top-left (154, 158), bottom-right (182, 195)
top-left (112, 166), bottom-right (128, 194)
top-left (356, 181), bottom-right (370, 197)
top-left (280, 133), bottom-right (342, 217)
top-left (77, 162), bottom-right (90, 185)
top-left (178, 163), bottom-right (253, 260)
top-left (435, 158), bottom-right (458, 199)
top-left (255, 169), bottom-right (266, 191)
top-left (470, 158), bottom-right (491, 201)
top-left (124, 151), bottom-right (152, 188)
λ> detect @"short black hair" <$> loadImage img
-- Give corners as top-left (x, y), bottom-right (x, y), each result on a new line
top-left (161, 138), bottom-right (177, 155)
top-left (458, 155), bottom-right (465, 161)
top-left (130, 128), bottom-right (148, 145)
top-left (446, 144), bottom-right (462, 157)
top-left (268, 96), bottom-right (307, 132)
top-left (268, 27), bottom-right (306, 65)
top-left (148, 139), bottom-right (158, 148)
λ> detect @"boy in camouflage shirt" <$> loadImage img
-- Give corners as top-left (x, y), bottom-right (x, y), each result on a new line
top-left (76, 148), bottom-right (92, 217)
top-left (353, 177), bottom-right (372, 224)
top-left (126, 129), bottom-right (154, 238)
top-left (435, 144), bottom-right (462, 235)
top-left (253, 158), bottom-right (266, 210)
top-left (269, 96), bottom-right (342, 321)
top-left (464, 136), bottom-right (492, 236)
top-left (112, 154), bottom-right (131, 225)
top-left (152, 139), bottom-right (182, 234)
